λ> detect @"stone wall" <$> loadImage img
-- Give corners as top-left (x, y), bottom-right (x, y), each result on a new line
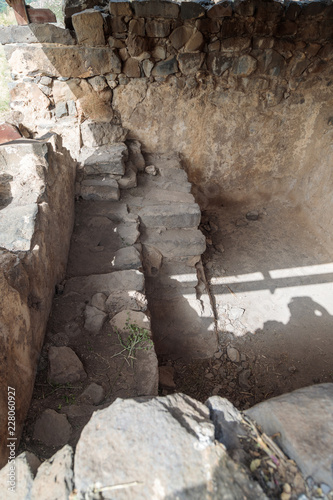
top-left (0, 0), bottom-right (333, 249)
top-left (0, 135), bottom-right (76, 468)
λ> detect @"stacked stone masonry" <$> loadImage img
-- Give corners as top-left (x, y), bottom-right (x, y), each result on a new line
top-left (1, 0), bottom-right (332, 251)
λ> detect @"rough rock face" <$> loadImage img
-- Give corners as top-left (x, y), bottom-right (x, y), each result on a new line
top-left (74, 393), bottom-right (267, 499)
top-left (2, 386), bottom-right (333, 498)
top-left (246, 383), bottom-right (333, 488)
top-left (0, 135), bottom-right (76, 468)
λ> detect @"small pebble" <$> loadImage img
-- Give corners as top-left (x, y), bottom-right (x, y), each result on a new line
top-left (227, 346), bottom-right (240, 363)
top-left (205, 373), bottom-right (214, 380)
top-left (145, 165), bottom-right (157, 175)
top-left (214, 351), bottom-right (223, 359)
top-left (214, 243), bottom-right (225, 253)
top-left (246, 210), bottom-right (259, 221)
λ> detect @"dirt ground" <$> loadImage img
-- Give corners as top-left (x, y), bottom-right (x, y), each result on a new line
top-left (162, 202), bottom-right (333, 410)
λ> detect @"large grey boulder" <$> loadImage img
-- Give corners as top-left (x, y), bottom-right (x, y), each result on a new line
top-left (245, 383), bottom-right (333, 488)
top-left (74, 393), bottom-right (266, 499)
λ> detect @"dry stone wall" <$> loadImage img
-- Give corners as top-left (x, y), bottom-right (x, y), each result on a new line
top-left (1, 0), bottom-right (333, 248)
top-left (0, 135), bottom-right (77, 469)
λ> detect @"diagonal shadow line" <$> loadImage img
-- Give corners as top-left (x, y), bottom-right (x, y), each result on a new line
top-left (210, 272), bottom-right (333, 294)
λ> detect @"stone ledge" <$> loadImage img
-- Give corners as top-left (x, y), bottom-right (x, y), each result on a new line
top-left (0, 24), bottom-right (76, 46)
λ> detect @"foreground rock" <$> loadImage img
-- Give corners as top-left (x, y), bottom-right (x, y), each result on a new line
top-left (246, 383), bottom-right (333, 489)
top-left (74, 393), bottom-right (266, 499)
top-left (2, 385), bottom-right (333, 498)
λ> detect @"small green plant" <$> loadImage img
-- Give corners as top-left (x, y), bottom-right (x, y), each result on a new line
top-left (115, 316), bottom-right (153, 366)
top-left (63, 393), bottom-right (76, 405)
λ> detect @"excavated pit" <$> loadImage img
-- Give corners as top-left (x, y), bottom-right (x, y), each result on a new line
top-left (166, 201), bottom-right (333, 409)
top-left (16, 147), bottom-right (333, 463)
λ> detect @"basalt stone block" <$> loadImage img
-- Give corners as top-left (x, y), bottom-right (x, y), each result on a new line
top-left (318, 43), bottom-right (333, 61)
top-left (274, 20), bottom-right (297, 37)
top-left (109, 0), bottom-right (133, 16)
top-left (220, 37), bottom-right (251, 53)
top-left (231, 54), bottom-right (257, 76)
top-left (255, 0), bottom-right (283, 23)
top-left (286, 2), bottom-right (302, 20)
top-left (127, 33), bottom-right (148, 57)
top-left (81, 178), bottom-right (120, 201)
top-left (220, 18), bottom-right (244, 37)
top-left (207, 1), bottom-right (233, 18)
top-left (170, 26), bottom-right (193, 50)
top-left (184, 30), bottom-right (204, 52)
top-left (123, 57), bottom-right (141, 77)
top-left (180, 2), bottom-right (206, 20)
top-left (234, 0), bottom-right (255, 17)
top-left (129, 18), bottom-right (145, 36)
top-left (207, 53), bottom-right (232, 75)
top-left (80, 143), bottom-right (128, 175)
top-left (81, 121), bottom-right (127, 147)
top-left (72, 9), bottom-right (105, 46)
top-left (256, 49), bottom-right (286, 77)
top-left (178, 52), bottom-right (205, 75)
top-left (196, 18), bottom-right (220, 33)
top-left (146, 19), bottom-right (171, 38)
top-left (132, 0), bottom-right (180, 19)
top-left (110, 15), bottom-right (127, 33)
top-left (152, 56), bottom-right (178, 76)
top-left (301, 1), bottom-right (328, 17)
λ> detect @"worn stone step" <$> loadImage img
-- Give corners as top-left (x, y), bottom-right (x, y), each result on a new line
top-left (81, 178), bottom-right (120, 201)
top-left (79, 143), bottom-right (128, 176)
top-left (141, 228), bottom-right (206, 259)
top-left (137, 203), bottom-right (201, 229)
top-left (65, 270), bottom-right (145, 298)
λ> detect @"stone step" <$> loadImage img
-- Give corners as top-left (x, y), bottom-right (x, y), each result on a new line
top-left (141, 228), bottom-right (206, 259)
top-left (79, 143), bottom-right (128, 176)
top-left (81, 178), bottom-right (120, 201)
top-left (65, 269), bottom-right (145, 298)
top-left (137, 203), bottom-right (201, 229)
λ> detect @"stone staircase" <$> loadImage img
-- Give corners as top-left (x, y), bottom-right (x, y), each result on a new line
top-left (121, 152), bottom-right (218, 359)
top-left (19, 139), bottom-right (217, 460)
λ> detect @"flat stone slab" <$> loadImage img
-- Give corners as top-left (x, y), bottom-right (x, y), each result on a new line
top-left (81, 178), bottom-right (120, 201)
top-left (65, 270), bottom-right (145, 297)
top-left (113, 246), bottom-right (141, 270)
top-left (80, 143), bottom-right (127, 176)
top-left (142, 227), bottom-right (206, 258)
top-left (138, 203), bottom-right (201, 228)
top-left (245, 383), bottom-right (333, 488)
